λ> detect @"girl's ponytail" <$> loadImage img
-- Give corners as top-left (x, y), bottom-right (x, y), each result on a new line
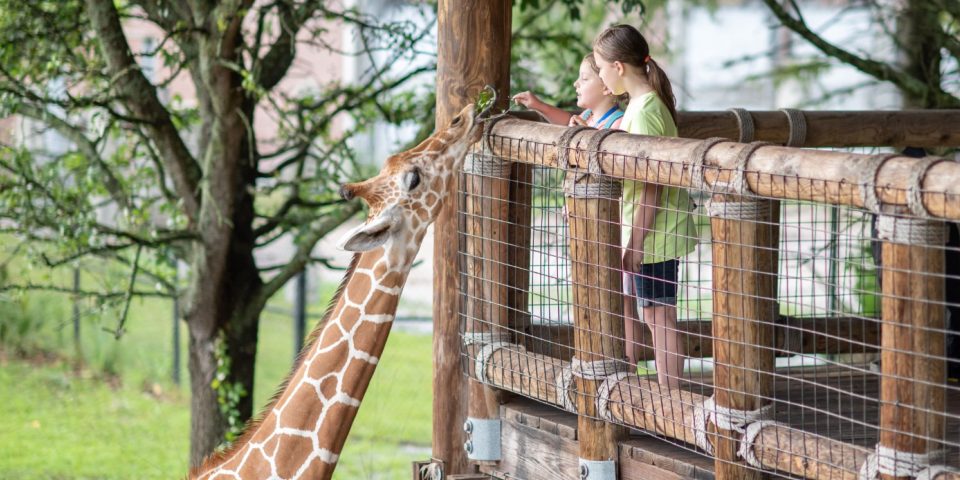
top-left (645, 58), bottom-right (678, 126)
top-left (594, 24), bottom-right (678, 126)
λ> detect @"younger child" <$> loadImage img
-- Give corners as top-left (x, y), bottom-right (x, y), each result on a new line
top-left (593, 24), bottom-right (698, 389)
top-left (513, 53), bottom-right (624, 129)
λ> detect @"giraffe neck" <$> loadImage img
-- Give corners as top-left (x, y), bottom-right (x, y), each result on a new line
top-left (194, 241), bottom-right (416, 480)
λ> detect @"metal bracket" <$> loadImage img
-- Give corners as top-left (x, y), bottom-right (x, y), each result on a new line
top-left (578, 458), bottom-right (616, 480)
top-left (462, 417), bottom-right (501, 461)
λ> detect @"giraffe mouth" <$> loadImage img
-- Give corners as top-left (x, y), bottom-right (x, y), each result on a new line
top-left (474, 84), bottom-right (499, 122)
top-left (337, 207), bottom-right (400, 252)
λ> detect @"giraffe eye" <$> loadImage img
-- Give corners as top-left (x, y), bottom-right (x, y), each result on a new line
top-left (404, 167), bottom-right (421, 192)
top-left (451, 115), bottom-right (463, 127)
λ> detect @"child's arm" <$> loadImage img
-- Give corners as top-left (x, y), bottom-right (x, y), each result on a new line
top-left (512, 91), bottom-right (573, 126)
top-left (624, 182), bottom-right (662, 272)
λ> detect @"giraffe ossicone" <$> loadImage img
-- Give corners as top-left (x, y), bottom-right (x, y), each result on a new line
top-left (191, 102), bottom-right (486, 480)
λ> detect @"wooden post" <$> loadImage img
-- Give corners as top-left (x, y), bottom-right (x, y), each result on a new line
top-left (710, 193), bottom-right (780, 479)
top-left (563, 130), bottom-right (628, 478)
top-left (435, 0), bottom-right (512, 475)
top-left (877, 209), bottom-right (947, 479)
top-left (508, 162), bottom-right (534, 340)
top-left (462, 146), bottom-right (513, 463)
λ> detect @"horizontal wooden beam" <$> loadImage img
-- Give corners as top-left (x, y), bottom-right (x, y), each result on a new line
top-left (510, 110), bottom-right (960, 147)
top-left (526, 316), bottom-right (880, 361)
top-left (476, 345), bottom-right (874, 480)
top-left (481, 400), bottom-right (716, 480)
top-left (488, 118), bottom-right (960, 220)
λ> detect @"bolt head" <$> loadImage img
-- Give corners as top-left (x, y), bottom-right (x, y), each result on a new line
top-left (463, 440), bottom-right (473, 454)
top-left (579, 464), bottom-right (589, 479)
top-left (463, 420), bottom-right (473, 434)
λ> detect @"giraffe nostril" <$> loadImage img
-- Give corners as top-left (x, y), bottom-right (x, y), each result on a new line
top-left (339, 185), bottom-right (353, 201)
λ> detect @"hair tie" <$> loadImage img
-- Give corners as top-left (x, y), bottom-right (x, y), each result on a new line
top-left (644, 55), bottom-right (651, 64)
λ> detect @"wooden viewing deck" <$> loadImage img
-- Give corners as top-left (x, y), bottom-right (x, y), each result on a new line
top-left (430, 3), bottom-right (960, 479)
top-left (479, 366), bottom-right (960, 480)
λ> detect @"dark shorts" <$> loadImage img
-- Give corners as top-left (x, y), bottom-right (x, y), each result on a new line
top-left (632, 259), bottom-right (679, 308)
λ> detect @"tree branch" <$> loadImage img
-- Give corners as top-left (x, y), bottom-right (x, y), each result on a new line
top-left (761, 0), bottom-right (960, 108)
top-left (252, 196), bottom-right (347, 238)
top-left (16, 103), bottom-right (130, 211)
top-left (256, 1), bottom-right (305, 91)
top-left (104, 244), bottom-right (143, 338)
top-left (0, 282), bottom-right (170, 299)
top-left (261, 63), bottom-right (435, 178)
top-left (256, 201), bottom-right (361, 306)
top-left (84, 0), bottom-right (202, 222)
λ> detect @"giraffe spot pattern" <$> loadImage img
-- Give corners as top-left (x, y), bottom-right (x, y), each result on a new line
top-left (193, 109), bottom-right (476, 480)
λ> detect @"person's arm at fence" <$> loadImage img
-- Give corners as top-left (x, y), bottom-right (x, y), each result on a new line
top-left (512, 91), bottom-right (573, 126)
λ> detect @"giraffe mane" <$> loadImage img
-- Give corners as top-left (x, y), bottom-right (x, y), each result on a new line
top-left (189, 252), bottom-right (364, 479)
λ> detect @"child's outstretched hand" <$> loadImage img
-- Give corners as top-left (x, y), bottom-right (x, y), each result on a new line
top-left (568, 115), bottom-right (587, 127)
top-left (512, 91), bottom-right (542, 109)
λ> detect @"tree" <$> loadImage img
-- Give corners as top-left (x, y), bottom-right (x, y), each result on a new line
top-left (511, 0), bottom-right (958, 111)
top-left (760, 0), bottom-right (959, 109)
top-left (0, 0), bottom-right (432, 464)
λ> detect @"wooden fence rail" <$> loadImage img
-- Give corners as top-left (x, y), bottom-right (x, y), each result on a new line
top-left (454, 119), bottom-right (960, 480)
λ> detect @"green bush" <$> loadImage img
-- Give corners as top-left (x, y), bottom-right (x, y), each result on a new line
top-left (0, 293), bottom-right (58, 354)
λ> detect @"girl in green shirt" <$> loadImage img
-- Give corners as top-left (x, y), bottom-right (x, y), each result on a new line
top-left (594, 24), bottom-right (697, 389)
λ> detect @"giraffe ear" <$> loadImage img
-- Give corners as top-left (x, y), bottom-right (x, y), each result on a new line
top-left (338, 212), bottom-right (396, 252)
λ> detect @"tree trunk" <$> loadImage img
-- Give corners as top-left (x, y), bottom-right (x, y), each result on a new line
top-left (185, 86), bottom-right (264, 464)
top-left (187, 326), bottom-right (228, 466)
top-left (185, 247), bottom-right (262, 465)
top-left (895, 0), bottom-right (941, 108)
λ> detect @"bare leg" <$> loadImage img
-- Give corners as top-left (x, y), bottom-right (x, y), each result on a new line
top-left (644, 304), bottom-right (685, 389)
top-left (623, 274), bottom-right (645, 365)
top-left (624, 314), bottom-right (645, 365)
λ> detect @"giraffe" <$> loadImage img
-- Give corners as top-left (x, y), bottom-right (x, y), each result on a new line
top-left (190, 102), bottom-right (484, 480)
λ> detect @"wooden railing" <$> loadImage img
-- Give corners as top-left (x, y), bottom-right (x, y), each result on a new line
top-left (454, 114), bottom-right (960, 480)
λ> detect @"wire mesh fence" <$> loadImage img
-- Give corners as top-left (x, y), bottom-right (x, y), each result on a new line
top-left (456, 119), bottom-right (960, 479)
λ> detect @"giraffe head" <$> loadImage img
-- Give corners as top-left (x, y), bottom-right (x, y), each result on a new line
top-left (337, 103), bottom-right (482, 254)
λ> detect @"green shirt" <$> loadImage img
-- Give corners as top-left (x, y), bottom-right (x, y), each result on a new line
top-left (621, 92), bottom-right (698, 263)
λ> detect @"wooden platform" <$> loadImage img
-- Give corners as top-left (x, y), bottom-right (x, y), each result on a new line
top-left (476, 367), bottom-right (960, 480)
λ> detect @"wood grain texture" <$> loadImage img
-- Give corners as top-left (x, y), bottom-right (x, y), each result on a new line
top-left (487, 119), bottom-right (960, 220)
top-left (474, 345), bottom-right (906, 479)
top-left (710, 197), bottom-right (780, 479)
top-left (509, 110), bottom-right (960, 147)
top-left (878, 212), bottom-right (947, 480)
top-left (482, 400), bottom-right (716, 480)
top-left (677, 110), bottom-right (960, 148)
top-left (619, 439), bottom-right (715, 480)
top-left (565, 194), bottom-right (629, 461)
top-left (464, 171), bottom-right (512, 421)
top-left (507, 163), bottom-right (534, 335)
top-left (526, 315), bottom-right (881, 361)
top-left (493, 407), bottom-right (580, 479)
top-left (434, 0), bottom-right (512, 474)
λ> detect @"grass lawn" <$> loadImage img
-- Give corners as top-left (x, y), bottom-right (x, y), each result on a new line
top-left (1, 282), bottom-right (433, 479)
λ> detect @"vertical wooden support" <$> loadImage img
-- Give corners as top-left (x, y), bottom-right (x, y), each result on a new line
top-left (435, 1), bottom-right (512, 474)
top-left (463, 150), bottom-right (512, 462)
top-left (508, 162), bottom-right (534, 341)
top-left (710, 196), bottom-right (780, 480)
top-left (564, 130), bottom-right (627, 478)
top-left (877, 210), bottom-right (947, 480)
